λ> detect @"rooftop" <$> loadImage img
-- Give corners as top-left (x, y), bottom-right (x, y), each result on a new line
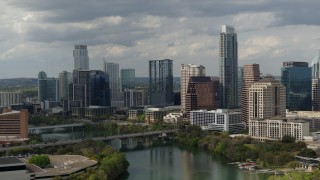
top-left (0, 157), bottom-right (24, 166)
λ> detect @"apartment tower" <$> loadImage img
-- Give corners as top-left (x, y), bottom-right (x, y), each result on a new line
top-left (180, 64), bottom-right (205, 111)
top-left (241, 64), bottom-right (260, 126)
top-left (219, 25), bottom-right (238, 108)
top-left (249, 79), bottom-right (286, 121)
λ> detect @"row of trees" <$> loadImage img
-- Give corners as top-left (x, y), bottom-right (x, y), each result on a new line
top-left (174, 126), bottom-right (317, 168)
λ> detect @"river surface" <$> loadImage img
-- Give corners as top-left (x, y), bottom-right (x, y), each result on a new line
top-left (124, 146), bottom-right (270, 180)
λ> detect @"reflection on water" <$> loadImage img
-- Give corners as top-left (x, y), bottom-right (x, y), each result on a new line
top-left (124, 145), bottom-right (270, 180)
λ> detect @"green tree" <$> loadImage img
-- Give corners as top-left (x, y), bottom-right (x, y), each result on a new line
top-left (28, 155), bottom-right (50, 168)
top-left (281, 135), bottom-right (295, 143)
top-left (286, 161), bottom-right (299, 169)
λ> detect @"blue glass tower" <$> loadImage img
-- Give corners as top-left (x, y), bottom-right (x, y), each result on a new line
top-left (281, 61), bottom-right (311, 111)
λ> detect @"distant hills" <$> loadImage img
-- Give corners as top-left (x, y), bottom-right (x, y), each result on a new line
top-left (0, 78), bottom-right (38, 88)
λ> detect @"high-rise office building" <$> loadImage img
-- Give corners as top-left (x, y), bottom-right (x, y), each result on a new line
top-left (312, 78), bottom-right (320, 111)
top-left (59, 71), bottom-right (72, 101)
top-left (180, 64), bottom-right (205, 111)
top-left (38, 71), bottom-right (59, 102)
top-left (149, 59), bottom-right (174, 106)
top-left (312, 50), bottom-right (320, 78)
top-left (104, 61), bottom-right (121, 106)
top-left (281, 61), bottom-right (311, 111)
top-left (121, 69), bottom-right (135, 91)
top-left (73, 45), bottom-right (89, 70)
top-left (185, 77), bottom-right (219, 118)
top-left (249, 79), bottom-right (286, 121)
top-left (123, 89), bottom-right (147, 107)
top-left (219, 25), bottom-right (238, 108)
top-left (69, 70), bottom-right (90, 107)
top-left (241, 64), bottom-right (260, 126)
top-left (89, 70), bottom-right (111, 106)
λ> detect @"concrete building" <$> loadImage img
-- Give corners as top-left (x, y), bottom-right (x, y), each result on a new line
top-left (73, 45), bottom-right (89, 70)
top-left (104, 61), bottom-right (122, 107)
top-left (241, 64), bottom-right (260, 126)
top-left (145, 108), bottom-right (167, 124)
top-left (249, 117), bottom-right (309, 141)
top-left (163, 113), bottom-right (183, 124)
top-left (249, 79), bottom-right (286, 121)
top-left (190, 109), bottom-right (244, 133)
top-left (121, 69), bottom-right (135, 91)
top-left (58, 71), bottom-right (72, 101)
top-left (185, 77), bottom-right (219, 118)
top-left (281, 61), bottom-right (311, 111)
top-left (287, 110), bottom-right (320, 130)
top-left (219, 25), bottom-right (238, 108)
top-left (180, 64), bottom-right (205, 111)
top-left (0, 91), bottom-right (23, 108)
top-left (312, 78), bottom-right (320, 111)
top-left (0, 109), bottom-right (28, 141)
top-left (0, 157), bottom-right (28, 180)
top-left (38, 71), bottom-right (59, 103)
top-left (123, 89), bottom-right (147, 107)
top-left (149, 59), bottom-right (174, 106)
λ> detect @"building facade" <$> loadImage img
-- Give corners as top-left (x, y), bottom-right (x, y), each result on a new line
top-left (121, 69), bottom-right (135, 91)
top-left (249, 118), bottom-right (309, 141)
top-left (281, 61), bottom-right (311, 111)
top-left (73, 45), bottom-right (89, 70)
top-left (58, 71), bottom-right (72, 101)
top-left (237, 67), bottom-right (243, 107)
top-left (241, 64), bottom-right (260, 126)
top-left (185, 77), bottom-right (219, 118)
top-left (104, 61), bottom-right (122, 106)
top-left (0, 92), bottom-right (23, 108)
top-left (312, 78), bottom-right (320, 111)
top-left (89, 70), bottom-right (111, 106)
top-left (123, 89), bottom-right (147, 107)
top-left (0, 109), bottom-right (28, 140)
top-left (145, 108), bottom-right (167, 124)
top-left (149, 59), bottom-right (174, 106)
top-left (190, 109), bottom-right (244, 133)
top-left (249, 79), bottom-right (286, 121)
top-left (38, 71), bottom-right (59, 103)
top-left (219, 25), bottom-right (238, 108)
top-left (180, 64), bottom-right (205, 111)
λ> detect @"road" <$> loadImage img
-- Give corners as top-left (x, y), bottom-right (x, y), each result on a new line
top-left (0, 129), bottom-right (177, 151)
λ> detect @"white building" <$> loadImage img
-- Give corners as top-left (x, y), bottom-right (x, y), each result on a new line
top-left (180, 64), bottom-right (205, 111)
top-left (287, 110), bottom-right (320, 130)
top-left (163, 113), bottom-right (183, 124)
top-left (249, 117), bottom-right (309, 141)
top-left (0, 92), bottom-right (23, 107)
top-left (73, 45), bottom-right (89, 70)
top-left (190, 109), bottom-right (244, 133)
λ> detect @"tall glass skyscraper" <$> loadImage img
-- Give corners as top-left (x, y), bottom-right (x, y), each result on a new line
top-left (104, 61), bottom-right (121, 106)
top-left (149, 59), bottom-right (173, 106)
top-left (281, 61), bottom-right (311, 111)
top-left (121, 69), bottom-right (135, 91)
top-left (219, 25), bottom-right (238, 108)
top-left (38, 71), bottom-right (59, 102)
top-left (89, 70), bottom-right (111, 106)
top-left (73, 45), bottom-right (89, 70)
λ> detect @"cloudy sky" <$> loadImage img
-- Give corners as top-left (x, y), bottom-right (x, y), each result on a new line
top-left (1, 0), bottom-right (320, 78)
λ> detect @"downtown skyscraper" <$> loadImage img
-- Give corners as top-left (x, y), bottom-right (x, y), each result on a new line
top-left (180, 64), bottom-right (205, 111)
top-left (219, 25), bottom-right (238, 108)
top-left (73, 45), bottom-right (89, 70)
top-left (149, 59), bottom-right (174, 106)
top-left (104, 61), bottom-right (122, 107)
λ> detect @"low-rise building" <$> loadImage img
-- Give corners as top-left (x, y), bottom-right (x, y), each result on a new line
top-left (287, 111), bottom-right (320, 130)
top-left (72, 106), bottom-right (115, 118)
top-left (0, 157), bottom-right (28, 180)
top-left (163, 113), bottom-right (183, 124)
top-left (145, 108), bottom-right (167, 124)
top-left (0, 91), bottom-right (23, 108)
top-left (190, 109), bottom-right (244, 133)
top-left (249, 117), bottom-right (309, 141)
top-left (128, 109), bottom-right (144, 121)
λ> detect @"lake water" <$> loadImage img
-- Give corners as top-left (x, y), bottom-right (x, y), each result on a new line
top-left (124, 146), bottom-right (270, 180)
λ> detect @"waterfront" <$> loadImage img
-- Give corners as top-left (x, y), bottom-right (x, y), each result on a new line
top-left (124, 146), bottom-right (271, 180)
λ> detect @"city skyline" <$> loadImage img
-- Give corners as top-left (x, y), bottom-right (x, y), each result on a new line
top-left (2, 1), bottom-right (320, 78)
